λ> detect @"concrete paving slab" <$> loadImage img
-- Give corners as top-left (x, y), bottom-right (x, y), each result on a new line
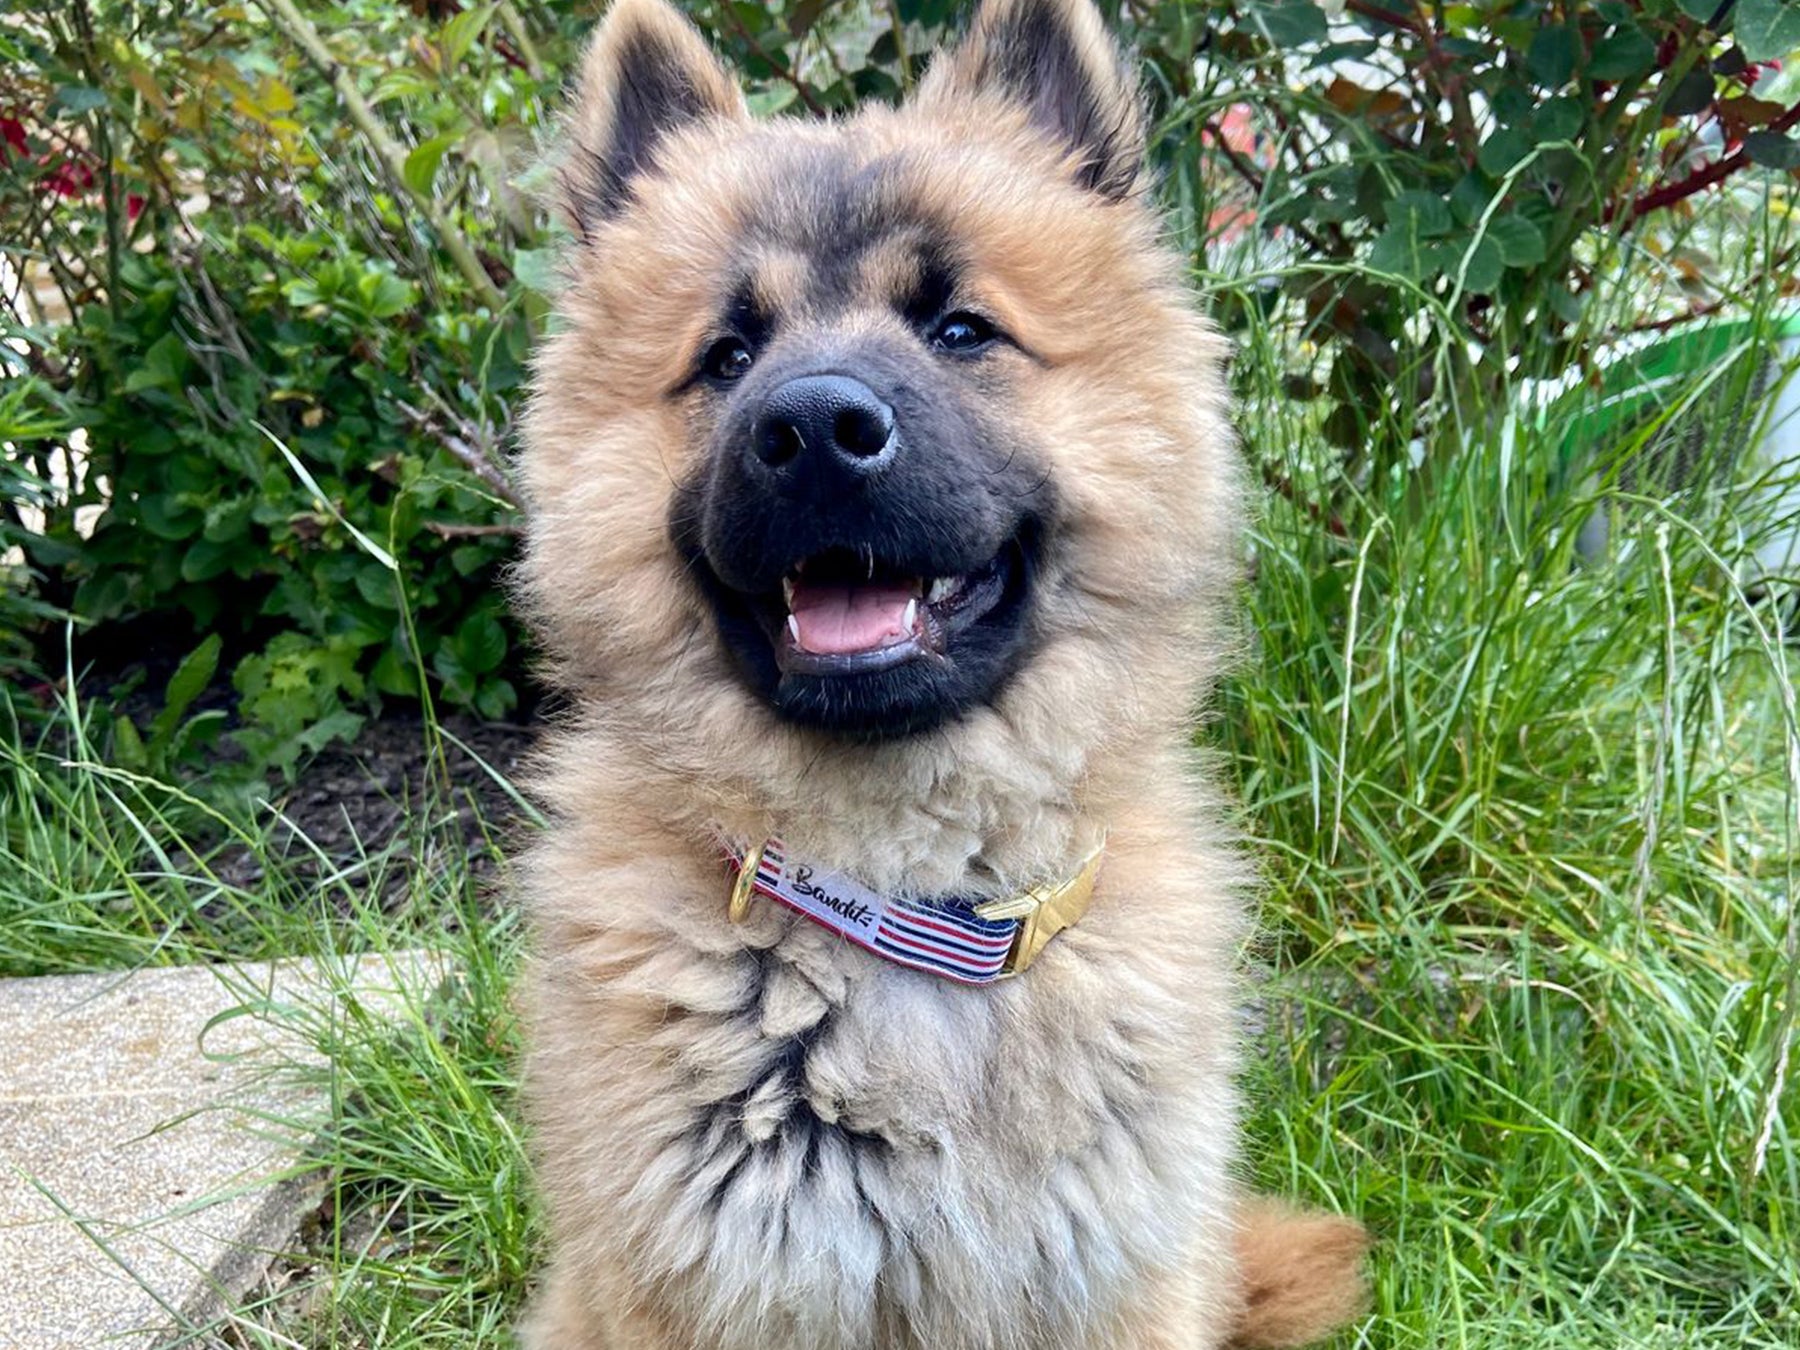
top-left (0, 954), bottom-right (437, 1349)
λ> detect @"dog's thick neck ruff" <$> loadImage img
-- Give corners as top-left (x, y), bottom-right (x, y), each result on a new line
top-left (724, 835), bottom-right (1106, 984)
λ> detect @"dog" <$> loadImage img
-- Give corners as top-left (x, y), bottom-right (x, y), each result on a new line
top-left (513, 0), bottom-right (1368, 1345)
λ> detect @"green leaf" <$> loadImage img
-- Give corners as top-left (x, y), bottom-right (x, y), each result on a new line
top-left (358, 270), bottom-right (419, 319)
top-left (1387, 190), bottom-right (1453, 238)
top-left (1664, 66), bottom-right (1717, 118)
top-left (1677, 0), bottom-right (1721, 18)
top-left (1242, 0), bottom-right (1328, 48)
top-left (1737, 0), bottom-right (1800, 62)
top-left (1744, 129), bottom-right (1800, 168)
top-left (164, 634), bottom-right (222, 724)
top-left (475, 677), bottom-right (518, 722)
top-left (441, 2), bottom-right (498, 67)
top-left (112, 715), bottom-right (147, 771)
top-left (1450, 173), bottom-right (1494, 228)
top-left (137, 492), bottom-right (200, 541)
top-left (1489, 213), bottom-right (1547, 267)
top-left (512, 247), bottom-right (563, 297)
top-left (403, 133), bottom-right (458, 198)
top-left (369, 69), bottom-right (436, 105)
top-left (747, 86), bottom-right (800, 116)
top-left (1453, 236), bottom-right (1504, 295)
top-left (1492, 85), bottom-right (1535, 128)
top-left (169, 710), bottom-right (228, 765)
top-left (179, 537), bottom-right (237, 583)
top-left (151, 634), bottom-right (222, 751)
top-left (451, 611), bottom-right (508, 675)
top-left (1368, 224), bottom-right (1432, 279)
top-left (1478, 126), bottom-right (1535, 177)
top-left (1527, 27), bottom-right (1577, 88)
top-left (122, 332), bottom-right (189, 394)
top-left (354, 560), bottom-right (401, 609)
top-left (1533, 96), bottom-right (1585, 143)
top-left (295, 707), bottom-right (366, 759)
top-left (203, 496), bottom-right (254, 543)
top-left (51, 85), bottom-right (108, 115)
top-left (1589, 25), bottom-right (1657, 81)
top-left (371, 644), bottom-right (422, 698)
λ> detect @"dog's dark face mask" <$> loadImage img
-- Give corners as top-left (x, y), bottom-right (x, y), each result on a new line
top-left (666, 226), bottom-right (1058, 740)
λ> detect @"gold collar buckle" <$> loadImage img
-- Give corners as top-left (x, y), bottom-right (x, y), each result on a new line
top-left (973, 838), bottom-right (1106, 977)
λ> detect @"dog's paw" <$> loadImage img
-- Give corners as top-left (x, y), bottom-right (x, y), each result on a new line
top-left (1227, 1198), bottom-right (1371, 1349)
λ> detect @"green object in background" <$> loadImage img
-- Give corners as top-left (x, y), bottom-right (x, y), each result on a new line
top-left (1550, 311), bottom-right (1800, 466)
top-left (1542, 309), bottom-right (1800, 577)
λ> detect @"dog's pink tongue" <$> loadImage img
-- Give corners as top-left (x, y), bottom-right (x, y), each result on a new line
top-left (789, 580), bottom-right (914, 654)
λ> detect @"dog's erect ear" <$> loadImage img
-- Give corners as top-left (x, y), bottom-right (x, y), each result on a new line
top-left (920, 0), bottom-right (1145, 200)
top-left (561, 0), bottom-right (747, 235)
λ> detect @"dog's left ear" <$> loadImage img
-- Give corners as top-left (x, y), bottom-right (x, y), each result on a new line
top-left (918, 0), bottom-right (1145, 200)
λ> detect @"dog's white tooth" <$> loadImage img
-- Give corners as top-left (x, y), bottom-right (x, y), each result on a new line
top-left (928, 576), bottom-right (964, 604)
top-left (904, 598), bottom-right (918, 632)
top-left (782, 576), bottom-right (796, 608)
top-left (787, 614), bottom-right (801, 644)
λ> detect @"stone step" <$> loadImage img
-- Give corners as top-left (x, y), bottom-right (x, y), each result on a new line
top-left (0, 954), bottom-right (436, 1349)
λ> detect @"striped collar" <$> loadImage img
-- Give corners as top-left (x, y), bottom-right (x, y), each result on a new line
top-left (723, 836), bottom-right (1105, 985)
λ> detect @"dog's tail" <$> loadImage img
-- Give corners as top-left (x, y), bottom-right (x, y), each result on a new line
top-left (1225, 1198), bottom-right (1371, 1349)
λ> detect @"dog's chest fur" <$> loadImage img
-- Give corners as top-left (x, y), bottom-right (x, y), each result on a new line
top-left (527, 861), bottom-right (1239, 1350)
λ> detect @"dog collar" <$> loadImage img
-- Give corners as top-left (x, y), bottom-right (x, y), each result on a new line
top-left (724, 836), bottom-right (1105, 984)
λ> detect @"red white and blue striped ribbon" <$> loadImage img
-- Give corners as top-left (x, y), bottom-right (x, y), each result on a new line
top-left (730, 838), bottom-right (1019, 984)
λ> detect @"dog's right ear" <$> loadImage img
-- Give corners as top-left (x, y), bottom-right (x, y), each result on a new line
top-left (561, 0), bottom-right (747, 237)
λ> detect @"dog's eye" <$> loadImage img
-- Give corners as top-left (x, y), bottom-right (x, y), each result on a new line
top-left (701, 337), bottom-right (755, 383)
top-left (931, 312), bottom-right (997, 353)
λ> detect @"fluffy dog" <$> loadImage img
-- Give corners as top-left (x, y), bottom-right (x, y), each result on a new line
top-left (513, 0), bottom-right (1368, 1345)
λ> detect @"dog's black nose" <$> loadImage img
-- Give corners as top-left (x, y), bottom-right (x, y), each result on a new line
top-left (753, 375), bottom-right (896, 474)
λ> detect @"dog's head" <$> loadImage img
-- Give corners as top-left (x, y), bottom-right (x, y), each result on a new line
top-left (521, 0), bottom-right (1239, 822)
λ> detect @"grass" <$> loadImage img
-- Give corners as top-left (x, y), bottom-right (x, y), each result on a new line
top-left (2, 275), bottom-right (1797, 1349)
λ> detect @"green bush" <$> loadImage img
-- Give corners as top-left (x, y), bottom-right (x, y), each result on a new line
top-left (1135, 1), bottom-right (1800, 477)
top-left (3, 0), bottom-right (1798, 773)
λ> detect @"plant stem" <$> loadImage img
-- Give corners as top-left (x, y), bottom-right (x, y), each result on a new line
top-left (495, 2), bottom-right (545, 81)
top-left (251, 0), bottom-right (507, 313)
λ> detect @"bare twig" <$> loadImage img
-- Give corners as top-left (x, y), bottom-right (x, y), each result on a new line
top-left (1613, 102), bottom-right (1800, 222)
top-left (396, 399), bottom-right (522, 508)
top-left (424, 519), bottom-right (523, 539)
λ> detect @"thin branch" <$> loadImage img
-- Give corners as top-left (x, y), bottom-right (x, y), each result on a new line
top-left (424, 519), bottom-right (522, 539)
top-left (250, 0), bottom-right (508, 311)
top-left (1346, 0), bottom-right (1418, 32)
top-left (1201, 117), bottom-right (1335, 258)
top-left (714, 2), bottom-right (826, 116)
top-left (496, 2), bottom-right (546, 81)
top-left (396, 399), bottom-right (521, 508)
top-left (1604, 244), bottom-right (1799, 338)
top-left (1614, 102), bottom-right (1800, 222)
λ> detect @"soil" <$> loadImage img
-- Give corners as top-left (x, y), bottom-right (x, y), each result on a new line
top-left (213, 712), bottom-right (544, 901)
top-left (53, 618), bottom-right (549, 900)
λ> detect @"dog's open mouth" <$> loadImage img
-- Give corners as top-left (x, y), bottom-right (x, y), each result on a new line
top-left (675, 461), bottom-right (1050, 736)
top-left (775, 549), bottom-right (1013, 676)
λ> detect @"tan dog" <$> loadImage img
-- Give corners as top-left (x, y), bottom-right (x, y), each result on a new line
top-left (514, 0), bottom-right (1367, 1345)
